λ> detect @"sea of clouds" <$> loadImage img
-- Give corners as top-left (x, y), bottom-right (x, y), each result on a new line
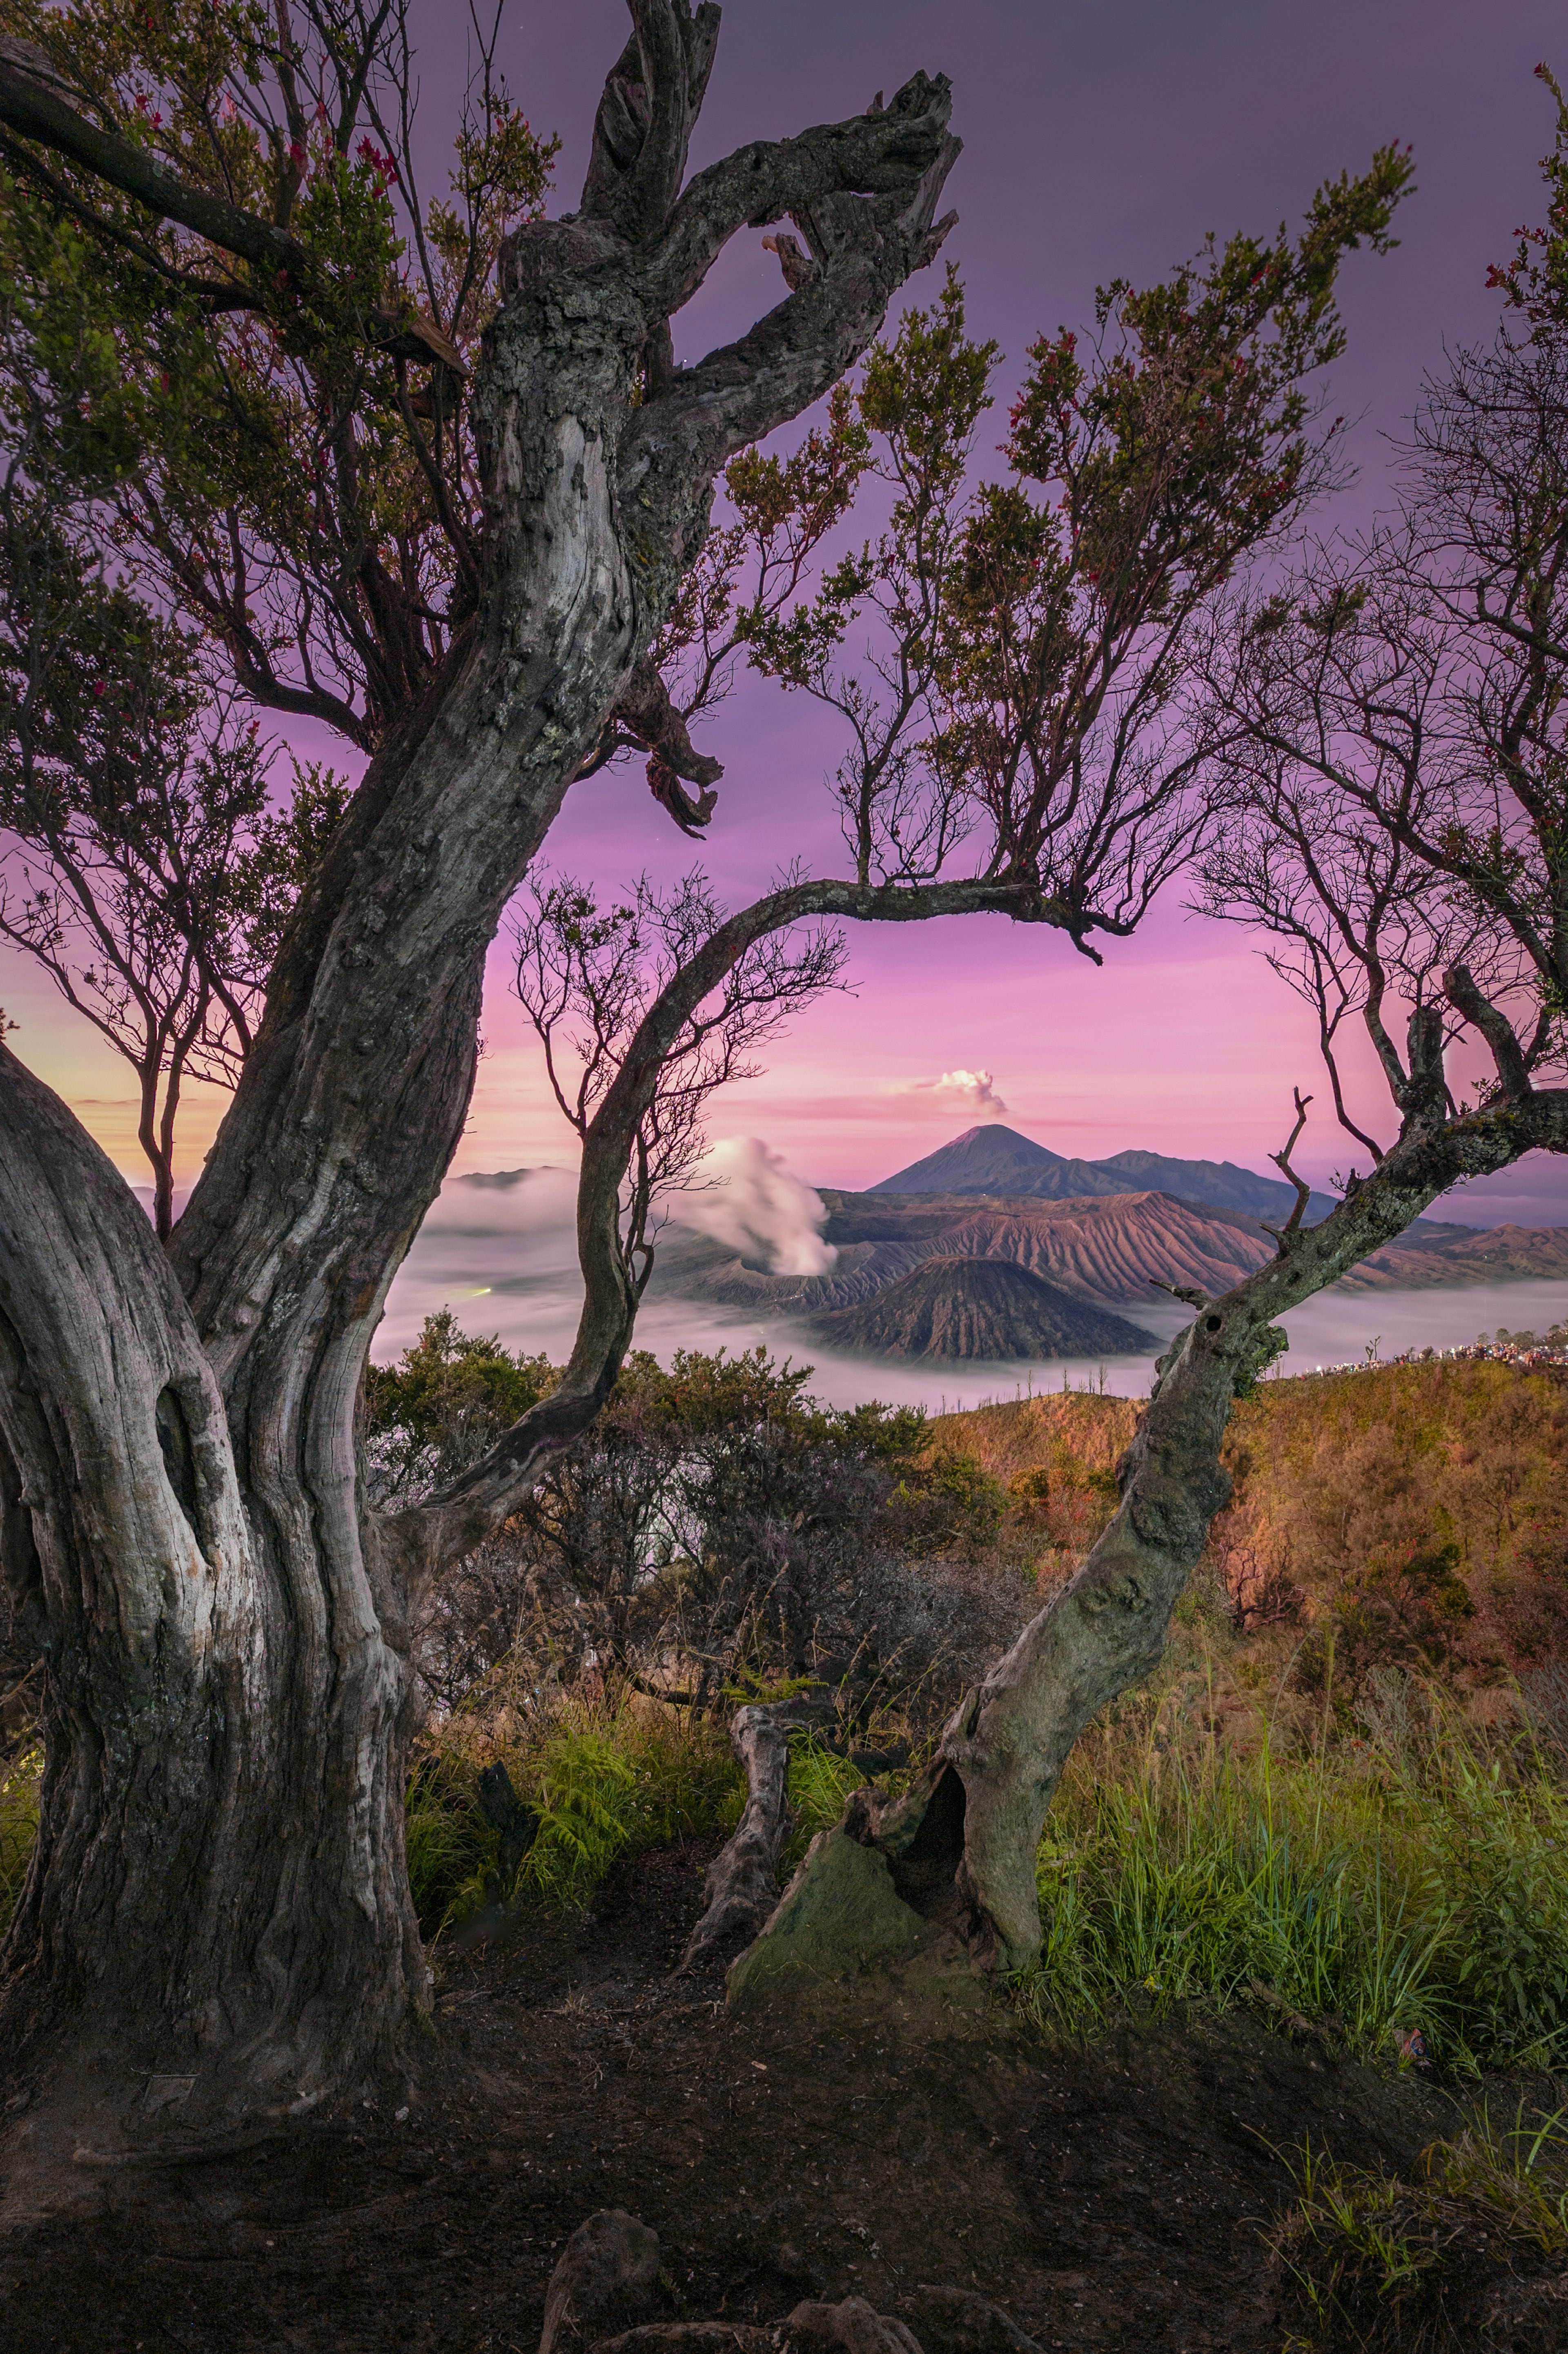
top-left (379, 1137), bottom-right (1568, 1412)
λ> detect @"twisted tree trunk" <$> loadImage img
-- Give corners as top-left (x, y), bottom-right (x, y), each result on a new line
top-left (0, 5), bottom-right (959, 2149)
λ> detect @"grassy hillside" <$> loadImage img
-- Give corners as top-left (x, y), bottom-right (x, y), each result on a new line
top-left (932, 1359), bottom-right (1568, 1701)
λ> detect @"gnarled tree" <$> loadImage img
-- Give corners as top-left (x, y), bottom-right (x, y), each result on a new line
top-left (0, 2), bottom-right (961, 2141)
top-left (726, 149), bottom-right (1568, 2004)
top-left (0, 0), bottom-right (1438, 2135)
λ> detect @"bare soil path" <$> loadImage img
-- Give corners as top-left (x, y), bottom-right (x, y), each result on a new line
top-left (0, 1837), bottom-right (1464, 2353)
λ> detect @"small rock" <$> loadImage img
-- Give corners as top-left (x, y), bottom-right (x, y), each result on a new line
top-left (783, 2295), bottom-right (924, 2354)
top-left (540, 2210), bottom-right (662, 2354)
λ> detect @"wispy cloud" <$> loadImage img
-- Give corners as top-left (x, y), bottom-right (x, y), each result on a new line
top-left (898, 1068), bottom-right (1009, 1118)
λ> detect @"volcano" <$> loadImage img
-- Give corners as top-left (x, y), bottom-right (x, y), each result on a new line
top-left (808, 1255), bottom-right (1158, 1363)
top-left (870, 1124), bottom-right (1340, 1223)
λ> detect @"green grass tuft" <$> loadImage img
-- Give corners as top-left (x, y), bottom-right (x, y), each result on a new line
top-left (784, 1737), bottom-right (879, 1864)
top-left (1270, 2105), bottom-right (1568, 2350)
top-left (0, 1746), bottom-right (42, 1939)
top-left (1015, 1690), bottom-right (1568, 2069)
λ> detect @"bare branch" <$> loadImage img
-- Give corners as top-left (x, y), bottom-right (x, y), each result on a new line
top-left (637, 71), bottom-right (958, 319)
top-left (579, 1), bottom-right (722, 249)
top-left (1265, 1087), bottom-right (1314, 1238)
top-left (0, 36), bottom-right (477, 364)
top-left (614, 78), bottom-right (959, 509)
top-left (510, 870), bottom-right (846, 1296)
top-left (0, 38), bottom-right (309, 282)
top-left (603, 653), bottom-right (723, 833)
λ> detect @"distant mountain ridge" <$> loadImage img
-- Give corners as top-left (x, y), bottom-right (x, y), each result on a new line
top-left (647, 1187), bottom-right (1284, 1326)
top-left (869, 1125), bottom-right (1340, 1225)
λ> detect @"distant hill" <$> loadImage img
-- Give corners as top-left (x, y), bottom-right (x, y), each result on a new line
top-left (809, 1256), bottom-right (1157, 1363)
top-left (869, 1124), bottom-right (1340, 1224)
top-left (926, 1358), bottom-right (1568, 1689)
top-left (1095, 1146), bottom-right (1341, 1224)
top-left (1341, 1221), bottom-right (1568, 1291)
top-left (820, 1188), bottom-right (1277, 1305)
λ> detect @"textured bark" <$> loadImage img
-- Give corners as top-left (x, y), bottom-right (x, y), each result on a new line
top-left (679, 1700), bottom-right (815, 1969)
top-left (739, 1089), bottom-right (1568, 1984)
top-left (0, 4), bottom-right (960, 2135)
top-left (0, 1038), bottom-right (445, 2126)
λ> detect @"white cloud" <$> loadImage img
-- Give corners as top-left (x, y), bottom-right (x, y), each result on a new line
top-left (421, 1163), bottom-right (579, 1236)
top-left (898, 1068), bottom-right (1009, 1118)
top-left (668, 1137), bottom-right (837, 1276)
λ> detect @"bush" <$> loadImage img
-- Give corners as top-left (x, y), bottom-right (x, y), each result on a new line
top-left (405, 1695), bottom-right (743, 1938)
top-left (1210, 1361), bottom-right (1568, 1691)
top-left (404, 1697), bottom-right (919, 1936)
top-left (365, 1308), bottom-right (555, 1503)
top-left (402, 1337), bottom-right (1005, 1717)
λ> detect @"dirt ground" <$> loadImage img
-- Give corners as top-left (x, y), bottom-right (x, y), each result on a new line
top-left (0, 1837), bottom-right (1483, 2354)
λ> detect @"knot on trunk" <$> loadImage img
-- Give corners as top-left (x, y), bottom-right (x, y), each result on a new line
top-left (606, 656), bottom-right (722, 836)
top-left (1127, 1463), bottom-right (1232, 1553)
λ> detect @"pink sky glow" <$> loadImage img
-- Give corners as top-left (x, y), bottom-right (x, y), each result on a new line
top-left (7, 0), bottom-right (1568, 1230)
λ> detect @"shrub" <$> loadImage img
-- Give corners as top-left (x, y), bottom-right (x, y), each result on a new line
top-left (405, 1695), bottom-right (743, 1938)
top-left (404, 1336), bottom-right (1001, 1717)
top-left (365, 1309), bottom-right (555, 1503)
top-left (1210, 1361), bottom-right (1568, 1690)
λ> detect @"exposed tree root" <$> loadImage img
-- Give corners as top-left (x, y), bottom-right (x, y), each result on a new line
top-left (559, 2212), bottom-right (1044, 2354)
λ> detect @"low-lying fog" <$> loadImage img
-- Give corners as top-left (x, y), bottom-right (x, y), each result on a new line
top-left (379, 1163), bottom-right (1568, 1411)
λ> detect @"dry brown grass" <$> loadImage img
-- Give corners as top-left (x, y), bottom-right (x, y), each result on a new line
top-left (931, 1361), bottom-right (1568, 1702)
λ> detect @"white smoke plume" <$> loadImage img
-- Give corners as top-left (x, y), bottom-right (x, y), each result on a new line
top-left (421, 1163), bottom-right (580, 1236)
top-left (669, 1137), bottom-right (837, 1276)
top-left (900, 1068), bottom-right (1009, 1117)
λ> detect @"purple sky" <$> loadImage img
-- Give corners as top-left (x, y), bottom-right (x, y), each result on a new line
top-left (10, 0), bottom-right (1568, 1224)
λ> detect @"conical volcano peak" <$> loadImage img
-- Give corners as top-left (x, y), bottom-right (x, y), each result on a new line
top-left (869, 1125), bottom-right (1338, 1223)
top-left (869, 1125), bottom-right (1067, 1194)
